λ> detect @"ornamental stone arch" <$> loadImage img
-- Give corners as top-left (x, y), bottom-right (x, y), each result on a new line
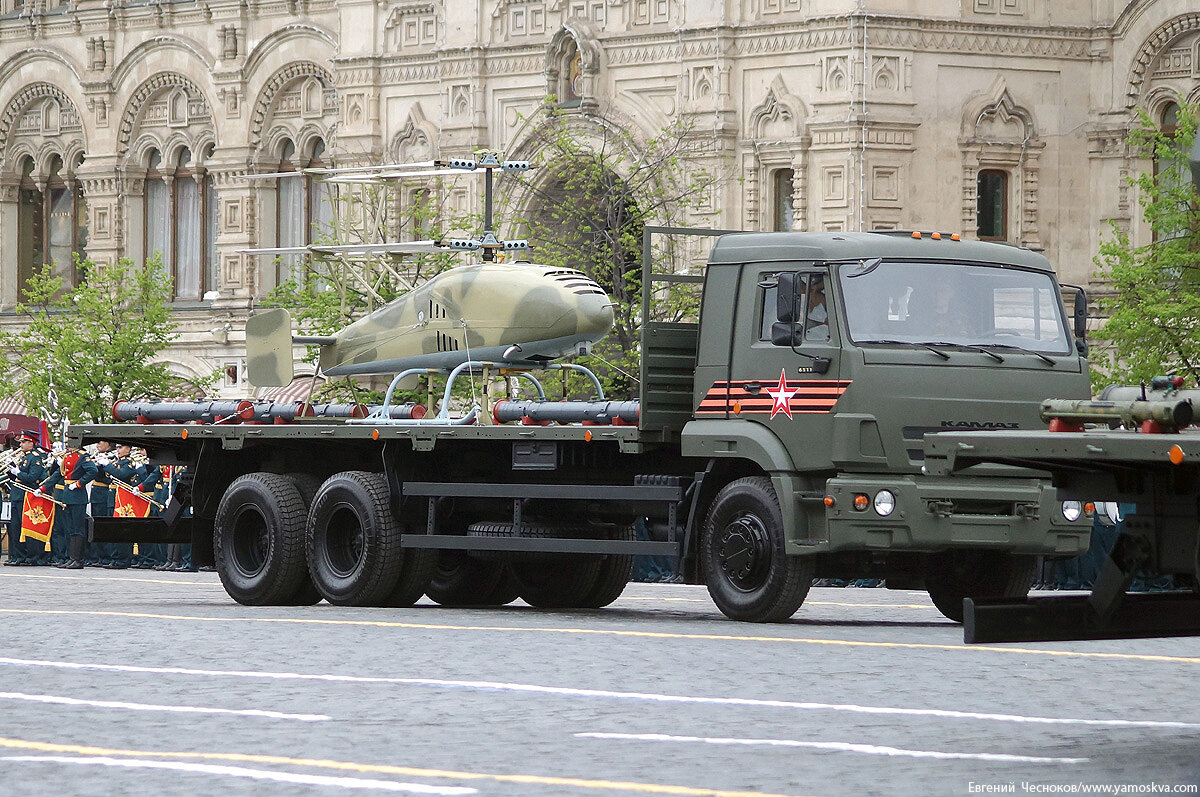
top-left (0, 83), bottom-right (85, 175)
top-left (546, 22), bottom-right (605, 111)
top-left (1125, 13), bottom-right (1200, 107)
top-left (117, 72), bottom-right (214, 160)
top-left (249, 61), bottom-right (337, 160)
top-left (745, 76), bottom-right (809, 231)
top-left (959, 80), bottom-right (1044, 249)
top-left (389, 102), bottom-right (438, 162)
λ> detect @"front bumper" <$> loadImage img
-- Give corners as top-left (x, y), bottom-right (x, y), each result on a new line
top-left (789, 473), bottom-right (1090, 556)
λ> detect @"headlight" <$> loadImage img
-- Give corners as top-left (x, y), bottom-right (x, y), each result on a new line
top-left (873, 490), bottom-right (896, 517)
top-left (1061, 501), bottom-right (1082, 522)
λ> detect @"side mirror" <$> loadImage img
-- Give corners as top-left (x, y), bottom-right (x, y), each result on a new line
top-left (770, 321), bottom-right (802, 347)
top-left (776, 272), bottom-right (800, 324)
top-left (1073, 288), bottom-right (1089, 357)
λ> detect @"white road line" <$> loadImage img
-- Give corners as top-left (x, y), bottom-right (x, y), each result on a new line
top-left (0, 756), bottom-right (476, 794)
top-left (0, 691), bottom-right (329, 722)
top-left (0, 656), bottom-right (1192, 729)
top-left (575, 732), bottom-right (1088, 764)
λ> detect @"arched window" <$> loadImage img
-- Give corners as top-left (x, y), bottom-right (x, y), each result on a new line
top-left (772, 168), bottom-right (795, 231)
top-left (16, 153), bottom-right (87, 299)
top-left (1155, 102), bottom-right (1184, 186)
top-left (145, 146), bottom-right (219, 300)
top-left (976, 169), bottom-right (1009, 241)
top-left (275, 136), bottom-right (329, 285)
top-left (144, 149), bottom-right (170, 272)
top-left (17, 157), bottom-right (42, 300)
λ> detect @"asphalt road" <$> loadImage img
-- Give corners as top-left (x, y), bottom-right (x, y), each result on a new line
top-left (0, 569), bottom-right (1197, 797)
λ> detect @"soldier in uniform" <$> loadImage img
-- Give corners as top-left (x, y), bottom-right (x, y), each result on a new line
top-left (135, 463), bottom-right (168, 568)
top-left (4, 431), bottom-right (46, 566)
top-left (37, 447), bottom-right (98, 570)
top-left (88, 440), bottom-right (116, 567)
top-left (101, 443), bottom-right (138, 569)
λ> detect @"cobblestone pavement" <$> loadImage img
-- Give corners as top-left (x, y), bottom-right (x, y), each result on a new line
top-left (0, 570), bottom-right (1197, 797)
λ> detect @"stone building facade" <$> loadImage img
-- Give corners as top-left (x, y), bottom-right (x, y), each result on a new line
top-left (0, 0), bottom-right (1196, 395)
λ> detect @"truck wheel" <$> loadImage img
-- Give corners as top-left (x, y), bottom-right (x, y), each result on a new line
top-left (381, 543), bottom-right (436, 608)
top-left (512, 558), bottom-right (602, 608)
top-left (214, 473), bottom-right (310, 606)
top-left (307, 471), bottom-right (405, 606)
top-left (426, 551), bottom-right (506, 606)
top-left (482, 566), bottom-right (521, 606)
top-left (279, 473), bottom-right (325, 606)
top-left (926, 551), bottom-right (1037, 623)
top-left (577, 525), bottom-right (635, 609)
top-left (703, 476), bottom-right (813, 623)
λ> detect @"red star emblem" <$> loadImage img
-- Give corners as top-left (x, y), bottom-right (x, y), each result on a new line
top-left (765, 368), bottom-right (798, 419)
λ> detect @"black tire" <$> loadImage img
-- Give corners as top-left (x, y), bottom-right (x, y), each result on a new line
top-left (577, 525), bottom-right (635, 609)
top-left (381, 543), bottom-right (436, 608)
top-left (511, 558), bottom-right (602, 608)
top-left (279, 473), bottom-right (325, 606)
top-left (702, 476), bottom-right (813, 622)
top-left (426, 551), bottom-right (507, 606)
top-left (926, 551), bottom-right (1038, 623)
top-left (306, 471), bottom-right (405, 606)
top-left (481, 565), bottom-right (521, 606)
top-left (214, 473), bottom-right (310, 606)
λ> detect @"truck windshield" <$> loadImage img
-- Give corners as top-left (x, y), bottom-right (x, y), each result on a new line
top-left (837, 260), bottom-right (1071, 355)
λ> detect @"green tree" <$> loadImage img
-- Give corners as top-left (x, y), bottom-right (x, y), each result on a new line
top-left (506, 109), bottom-right (727, 398)
top-left (1093, 102), bottom-right (1200, 388)
top-left (0, 255), bottom-right (189, 424)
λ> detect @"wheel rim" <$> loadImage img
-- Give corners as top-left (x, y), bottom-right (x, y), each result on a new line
top-left (230, 503), bottom-right (270, 578)
top-left (324, 503), bottom-right (366, 578)
top-left (717, 512), bottom-right (771, 592)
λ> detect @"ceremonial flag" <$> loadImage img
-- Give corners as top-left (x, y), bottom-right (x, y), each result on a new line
top-left (20, 491), bottom-right (55, 551)
top-left (114, 486), bottom-right (151, 519)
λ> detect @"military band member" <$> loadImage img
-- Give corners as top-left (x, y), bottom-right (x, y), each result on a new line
top-left (88, 440), bottom-right (116, 567)
top-left (4, 431), bottom-right (46, 566)
top-left (37, 448), bottom-right (98, 570)
top-left (101, 443), bottom-right (138, 569)
top-left (134, 462), bottom-right (168, 568)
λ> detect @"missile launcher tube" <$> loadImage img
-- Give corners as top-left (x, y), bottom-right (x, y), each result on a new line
top-left (113, 400), bottom-right (255, 423)
top-left (1039, 399), bottom-right (1193, 429)
top-left (493, 399), bottom-right (640, 425)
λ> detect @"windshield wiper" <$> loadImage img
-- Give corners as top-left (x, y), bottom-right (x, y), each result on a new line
top-left (978, 343), bottom-right (1056, 365)
top-left (859, 339), bottom-right (1006, 363)
top-left (856, 339), bottom-right (950, 360)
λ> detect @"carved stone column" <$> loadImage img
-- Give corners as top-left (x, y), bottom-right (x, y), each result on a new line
top-left (75, 155), bottom-right (122, 268)
top-left (207, 160), bottom-right (256, 309)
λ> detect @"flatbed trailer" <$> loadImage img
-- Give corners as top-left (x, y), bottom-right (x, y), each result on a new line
top-left (925, 425), bottom-right (1200, 643)
top-left (72, 229), bottom-right (1099, 622)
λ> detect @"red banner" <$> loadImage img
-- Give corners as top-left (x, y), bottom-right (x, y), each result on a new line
top-left (20, 492), bottom-right (55, 551)
top-left (114, 486), bottom-right (151, 519)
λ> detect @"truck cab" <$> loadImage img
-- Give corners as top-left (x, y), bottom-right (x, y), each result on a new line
top-left (683, 231), bottom-right (1094, 621)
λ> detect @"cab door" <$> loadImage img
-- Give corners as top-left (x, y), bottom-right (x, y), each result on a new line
top-left (726, 262), bottom-right (847, 469)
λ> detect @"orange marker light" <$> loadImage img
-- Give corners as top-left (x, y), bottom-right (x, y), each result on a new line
top-left (823, 496), bottom-right (835, 508)
top-left (950, 233), bottom-right (961, 241)
top-left (932, 232), bottom-right (942, 240)
top-left (1169, 444), bottom-right (1185, 465)
top-left (1083, 502), bottom-right (1095, 516)
top-left (911, 231), bottom-right (922, 239)
top-left (853, 494), bottom-right (870, 511)
top-left (584, 430), bottom-right (593, 442)
top-left (371, 429), bottom-right (380, 441)
top-left (180, 429), bottom-right (188, 440)
top-left (733, 401), bottom-right (741, 415)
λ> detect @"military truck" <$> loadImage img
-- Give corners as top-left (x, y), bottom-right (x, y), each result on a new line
top-left (925, 384), bottom-right (1200, 643)
top-left (75, 229), bottom-right (1096, 623)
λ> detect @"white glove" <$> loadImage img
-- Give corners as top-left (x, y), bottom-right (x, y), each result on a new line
top-left (94, 454), bottom-right (110, 466)
top-left (69, 483), bottom-right (80, 490)
top-left (33, 488), bottom-right (44, 497)
top-left (133, 486), bottom-right (143, 494)
top-left (7, 465), bottom-right (17, 476)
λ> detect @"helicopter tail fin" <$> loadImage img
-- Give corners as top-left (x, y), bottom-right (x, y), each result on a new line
top-left (246, 308), bottom-right (296, 388)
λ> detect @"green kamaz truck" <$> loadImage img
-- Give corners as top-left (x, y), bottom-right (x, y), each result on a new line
top-left (75, 229), bottom-right (1096, 623)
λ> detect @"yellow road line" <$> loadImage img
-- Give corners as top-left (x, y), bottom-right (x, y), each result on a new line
top-left (0, 736), bottom-right (816, 797)
top-left (1, 607), bottom-right (1197, 664)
